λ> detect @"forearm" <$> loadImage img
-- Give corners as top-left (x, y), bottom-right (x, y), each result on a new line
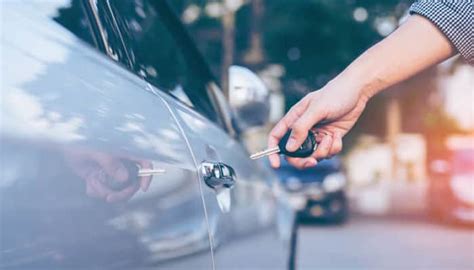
top-left (333, 15), bottom-right (455, 100)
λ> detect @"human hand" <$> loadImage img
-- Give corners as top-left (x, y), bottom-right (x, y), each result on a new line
top-left (268, 82), bottom-right (369, 169)
top-left (65, 150), bottom-right (153, 202)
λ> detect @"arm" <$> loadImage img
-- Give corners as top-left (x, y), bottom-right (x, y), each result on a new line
top-left (341, 15), bottom-right (454, 100)
top-left (268, 14), bottom-right (455, 169)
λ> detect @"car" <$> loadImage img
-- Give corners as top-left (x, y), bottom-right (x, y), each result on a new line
top-left (274, 157), bottom-right (349, 223)
top-left (428, 137), bottom-right (474, 225)
top-left (0, 0), bottom-right (296, 269)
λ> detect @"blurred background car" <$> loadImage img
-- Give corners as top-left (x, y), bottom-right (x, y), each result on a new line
top-left (274, 157), bottom-right (348, 223)
top-left (428, 136), bottom-right (474, 225)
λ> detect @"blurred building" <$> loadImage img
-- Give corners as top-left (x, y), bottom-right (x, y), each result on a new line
top-left (345, 133), bottom-right (427, 214)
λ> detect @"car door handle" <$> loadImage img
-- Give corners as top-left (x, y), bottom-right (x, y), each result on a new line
top-left (200, 161), bottom-right (236, 190)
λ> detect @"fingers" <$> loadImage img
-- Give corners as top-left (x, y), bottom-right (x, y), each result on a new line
top-left (328, 133), bottom-right (343, 157)
top-left (66, 149), bottom-right (154, 202)
top-left (84, 167), bottom-right (143, 203)
top-left (313, 133), bottom-right (333, 160)
top-left (285, 132), bottom-right (343, 169)
top-left (267, 136), bottom-right (281, 168)
top-left (106, 183), bottom-right (140, 203)
top-left (286, 156), bottom-right (317, 169)
top-left (285, 132), bottom-right (330, 169)
top-left (90, 152), bottom-right (129, 183)
top-left (268, 98), bottom-right (310, 168)
top-left (85, 172), bottom-right (114, 199)
top-left (286, 104), bottom-right (326, 152)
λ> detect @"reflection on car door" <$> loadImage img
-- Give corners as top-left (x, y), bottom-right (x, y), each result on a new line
top-left (161, 94), bottom-right (294, 270)
top-left (94, 0), bottom-right (295, 267)
top-left (0, 2), bottom-right (212, 269)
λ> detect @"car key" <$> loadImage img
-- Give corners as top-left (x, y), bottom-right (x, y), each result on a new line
top-left (250, 129), bottom-right (317, 159)
top-left (106, 160), bottom-right (165, 191)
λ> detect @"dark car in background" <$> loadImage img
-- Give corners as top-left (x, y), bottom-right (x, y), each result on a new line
top-left (428, 137), bottom-right (474, 225)
top-left (275, 157), bottom-right (349, 223)
top-left (0, 0), bottom-right (295, 269)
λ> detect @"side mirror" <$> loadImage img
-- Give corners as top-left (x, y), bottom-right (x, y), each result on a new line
top-left (228, 66), bottom-right (270, 130)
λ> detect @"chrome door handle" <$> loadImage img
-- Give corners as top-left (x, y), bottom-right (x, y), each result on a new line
top-left (200, 161), bottom-right (236, 190)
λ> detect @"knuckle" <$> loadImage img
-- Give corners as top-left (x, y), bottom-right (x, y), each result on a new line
top-left (287, 158), bottom-right (298, 167)
top-left (304, 91), bottom-right (314, 99)
top-left (291, 123), bottom-right (306, 134)
top-left (330, 147), bottom-right (341, 156)
top-left (319, 143), bottom-right (330, 152)
top-left (315, 147), bottom-right (330, 159)
top-left (334, 144), bottom-right (342, 154)
top-left (291, 162), bottom-right (304, 169)
top-left (332, 140), bottom-right (343, 154)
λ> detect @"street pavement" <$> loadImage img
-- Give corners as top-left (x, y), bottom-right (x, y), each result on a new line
top-left (296, 213), bottom-right (474, 269)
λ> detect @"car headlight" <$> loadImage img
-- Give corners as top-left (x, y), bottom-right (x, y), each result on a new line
top-left (322, 173), bottom-right (346, 193)
top-left (450, 174), bottom-right (474, 205)
top-left (306, 183), bottom-right (324, 200)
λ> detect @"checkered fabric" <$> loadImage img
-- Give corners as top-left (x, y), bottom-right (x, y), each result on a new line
top-left (409, 0), bottom-right (473, 64)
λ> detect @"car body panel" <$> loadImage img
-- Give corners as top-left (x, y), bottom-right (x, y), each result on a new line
top-left (161, 93), bottom-right (293, 269)
top-left (1, 2), bottom-right (213, 268)
top-left (1, 1), bottom-right (296, 269)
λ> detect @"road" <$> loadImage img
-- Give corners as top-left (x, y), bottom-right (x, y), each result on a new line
top-left (296, 213), bottom-right (474, 269)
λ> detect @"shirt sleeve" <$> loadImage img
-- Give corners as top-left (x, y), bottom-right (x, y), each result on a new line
top-left (409, 0), bottom-right (473, 64)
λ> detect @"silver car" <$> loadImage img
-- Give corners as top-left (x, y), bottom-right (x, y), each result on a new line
top-left (0, 0), bottom-right (295, 269)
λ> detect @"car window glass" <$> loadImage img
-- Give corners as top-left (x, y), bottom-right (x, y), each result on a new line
top-left (53, 0), bottom-right (97, 49)
top-left (108, 0), bottom-right (221, 125)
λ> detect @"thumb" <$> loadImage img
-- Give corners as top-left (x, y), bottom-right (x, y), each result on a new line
top-left (286, 105), bottom-right (326, 152)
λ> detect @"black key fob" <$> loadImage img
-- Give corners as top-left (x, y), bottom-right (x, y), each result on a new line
top-left (278, 129), bottom-right (317, 158)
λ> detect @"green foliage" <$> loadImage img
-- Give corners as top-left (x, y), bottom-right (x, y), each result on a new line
top-left (261, 0), bottom-right (410, 90)
top-left (170, 0), bottom-right (411, 104)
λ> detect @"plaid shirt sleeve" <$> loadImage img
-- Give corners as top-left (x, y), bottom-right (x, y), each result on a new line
top-left (409, 0), bottom-right (473, 64)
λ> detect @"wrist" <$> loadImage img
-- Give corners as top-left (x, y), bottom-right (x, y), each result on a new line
top-left (331, 41), bottom-right (396, 102)
top-left (326, 69), bottom-right (372, 105)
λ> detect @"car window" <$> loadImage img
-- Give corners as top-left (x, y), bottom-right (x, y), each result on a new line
top-left (53, 0), bottom-right (97, 49)
top-left (107, 0), bottom-right (222, 125)
top-left (52, 0), bottom-right (225, 128)
top-left (53, 0), bottom-right (131, 65)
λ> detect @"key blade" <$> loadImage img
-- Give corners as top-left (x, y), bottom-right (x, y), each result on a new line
top-left (250, 147), bottom-right (280, 160)
top-left (138, 168), bottom-right (166, 177)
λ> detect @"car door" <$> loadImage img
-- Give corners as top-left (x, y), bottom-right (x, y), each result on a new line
top-left (165, 94), bottom-right (294, 270)
top-left (1, 1), bottom-right (213, 269)
top-left (103, 0), bottom-right (296, 269)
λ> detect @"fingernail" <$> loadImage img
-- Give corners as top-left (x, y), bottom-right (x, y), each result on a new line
top-left (286, 138), bottom-right (297, 151)
top-left (269, 156), bottom-right (277, 168)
